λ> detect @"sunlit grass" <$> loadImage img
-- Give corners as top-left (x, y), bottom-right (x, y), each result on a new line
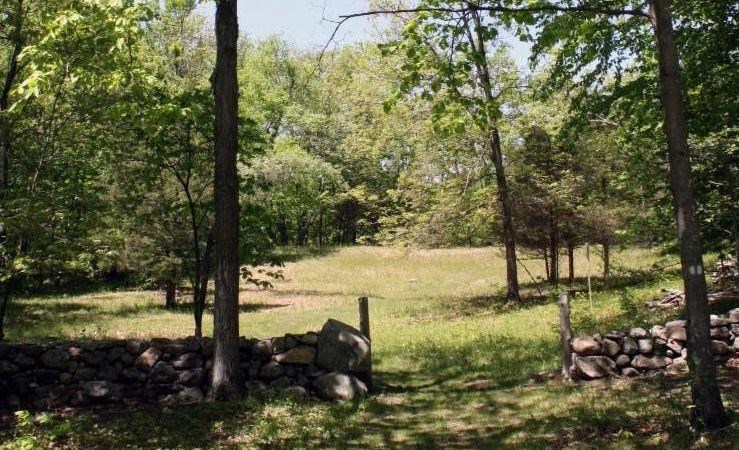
top-left (1, 246), bottom-right (736, 449)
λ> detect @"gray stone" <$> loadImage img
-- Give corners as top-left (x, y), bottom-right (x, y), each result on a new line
top-left (150, 361), bottom-right (178, 384)
top-left (245, 380), bottom-right (268, 393)
top-left (82, 381), bottom-right (115, 400)
top-left (284, 336), bottom-right (299, 350)
top-left (629, 327), bottom-right (649, 339)
top-left (602, 339), bottom-right (621, 357)
top-left (259, 361), bottom-right (285, 379)
top-left (710, 315), bottom-right (731, 327)
top-left (728, 308), bottom-right (739, 323)
top-left (74, 367), bottom-right (97, 381)
top-left (283, 386), bottom-right (308, 400)
top-left (604, 331), bottom-right (625, 341)
top-left (666, 339), bottom-right (683, 354)
top-left (67, 347), bottom-right (82, 358)
top-left (300, 333), bottom-right (319, 345)
top-left (135, 347), bottom-right (162, 371)
top-left (710, 326), bottom-right (732, 340)
top-left (0, 360), bottom-right (19, 375)
top-left (667, 357), bottom-right (688, 374)
top-left (615, 354), bottom-right (631, 367)
top-left (622, 337), bottom-right (638, 355)
top-left (574, 356), bottom-right (617, 379)
top-left (571, 337), bottom-right (601, 356)
top-left (272, 337), bottom-right (287, 354)
top-left (179, 368), bottom-right (204, 387)
top-left (637, 338), bottom-right (654, 354)
top-left (253, 340), bottom-right (273, 361)
top-left (172, 352), bottom-right (203, 370)
top-left (121, 367), bottom-right (147, 383)
top-left (41, 348), bottom-right (70, 370)
top-left (14, 353), bottom-right (35, 368)
top-left (312, 372), bottom-right (368, 401)
top-left (271, 376), bottom-right (294, 389)
top-left (632, 355), bottom-right (669, 370)
top-left (97, 365), bottom-right (120, 382)
top-left (621, 367), bottom-right (640, 377)
top-left (107, 346), bottom-right (126, 362)
top-left (649, 325), bottom-right (667, 340)
top-left (316, 319), bottom-right (371, 374)
top-left (177, 387), bottom-right (204, 404)
top-left (665, 321), bottom-right (687, 341)
top-left (126, 340), bottom-right (148, 355)
top-left (274, 346), bottom-right (316, 365)
top-left (710, 340), bottom-right (732, 355)
top-left (81, 351), bottom-right (106, 366)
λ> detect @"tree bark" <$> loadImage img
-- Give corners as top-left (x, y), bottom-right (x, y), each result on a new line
top-left (568, 244), bottom-right (575, 288)
top-left (549, 216), bottom-right (559, 284)
top-left (0, 281), bottom-right (10, 342)
top-left (602, 243), bottom-right (610, 289)
top-left (164, 280), bottom-right (176, 309)
top-left (211, 0), bottom-right (241, 400)
top-left (194, 231), bottom-right (214, 339)
top-left (649, 0), bottom-right (729, 430)
top-left (468, 8), bottom-right (519, 300)
top-left (0, 1), bottom-right (24, 190)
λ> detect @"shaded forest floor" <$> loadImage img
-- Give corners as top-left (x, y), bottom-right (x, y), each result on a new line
top-left (1, 246), bottom-right (737, 449)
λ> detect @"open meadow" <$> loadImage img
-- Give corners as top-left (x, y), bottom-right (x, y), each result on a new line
top-left (1, 246), bottom-right (736, 449)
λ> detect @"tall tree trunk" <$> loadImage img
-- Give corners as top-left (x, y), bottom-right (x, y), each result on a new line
top-left (468, 9), bottom-right (519, 300)
top-left (278, 216), bottom-right (289, 245)
top-left (602, 243), bottom-right (610, 289)
top-left (568, 244), bottom-right (575, 288)
top-left (543, 248), bottom-right (549, 282)
top-left (211, 0), bottom-right (241, 400)
top-left (549, 216), bottom-right (559, 285)
top-left (649, 0), bottom-right (729, 430)
top-left (0, 281), bottom-right (10, 342)
top-left (164, 280), bottom-right (176, 309)
top-left (0, 1), bottom-right (24, 190)
top-left (194, 232), bottom-right (214, 339)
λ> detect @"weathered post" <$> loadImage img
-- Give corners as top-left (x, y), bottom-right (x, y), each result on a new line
top-left (558, 292), bottom-right (573, 380)
top-left (358, 296), bottom-right (372, 388)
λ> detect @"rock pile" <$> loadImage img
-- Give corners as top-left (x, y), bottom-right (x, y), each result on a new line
top-left (0, 319), bottom-right (370, 410)
top-left (645, 288), bottom-right (684, 310)
top-left (570, 309), bottom-right (739, 380)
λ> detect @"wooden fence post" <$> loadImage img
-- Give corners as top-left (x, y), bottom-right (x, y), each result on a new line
top-left (358, 296), bottom-right (372, 389)
top-left (558, 292), bottom-right (573, 380)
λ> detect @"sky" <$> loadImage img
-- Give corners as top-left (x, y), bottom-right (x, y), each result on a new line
top-left (195, 1), bottom-right (533, 69)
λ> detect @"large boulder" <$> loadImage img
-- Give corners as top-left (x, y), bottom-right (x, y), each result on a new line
top-left (570, 337), bottom-right (601, 356)
top-left (316, 319), bottom-right (370, 374)
top-left (274, 346), bottom-right (316, 365)
top-left (135, 347), bottom-right (162, 371)
top-left (574, 356), bottom-right (617, 379)
top-left (41, 348), bottom-right (70, 370)
top-left (622, 337), bottom-right (638, 355)
top-left (711, 340), bottom-right (732, 355)
top-left (312, 372), bottom-right (368, 400)
top-left (602, 339), bottom-right (620, 357)
top-left (665, 320), bottom-right (687, 341)
top-left (172, 352), bottom-right (203, 370)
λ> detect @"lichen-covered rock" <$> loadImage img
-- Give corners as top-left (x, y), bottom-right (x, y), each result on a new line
top-left (177, 387), bottom-right (204, 404)
top-left (621, 367), bottom-right (640, 377)
top-left (150, 361), bottom-right (178, 384)
top-left (252, 339), bottom-right (273, 361)
top-left (574, 356), bottom-right (617, 379)
top-left (622, 337), bottom-right (638, 355)
top-left (316, 319), bottom-right (370, 374)
top-left (135, 347), bottom-right (162, 371)
top-left (629, 327), bottom-right (648, 339)
top-left (615, 354), bottom-right (631, 367)
top-left (178, 368), bottom-right (204, 387)
top-left (665, 320), bottom-right (687, 341)
top-left (312, 372), bottom-right (367, 401)
top-left (41, 348), bottom-right (70, 370)
top-left (710, 340), bottom-right (732, 355)
top-left (259, 361), bottom-right (285, 379)
top-left (172, 352), bottom-right (203, 370)
top-left (274, 346), bottom-right (316, 365)
top-left (632, 355), bottom-right (669, 370)
top-left (602, 339), bottom-right (620, 357)
top-left (570, 337), bottom-right (601, 356)
top-left (666, 339), bottom-right (683, 354)
top-left (637, 338), bottom-right (654, 354)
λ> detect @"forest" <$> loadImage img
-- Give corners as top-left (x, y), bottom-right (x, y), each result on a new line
top-left (0, 0), bottom-right (737, 448)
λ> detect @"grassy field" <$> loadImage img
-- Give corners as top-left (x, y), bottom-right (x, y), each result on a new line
top-left (1, 246), bottom-right (737, 449)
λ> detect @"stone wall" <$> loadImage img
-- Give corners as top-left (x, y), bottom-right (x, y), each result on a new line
top-left (0, 319), bottom-right (371, 410)
top-left (570, 308), bottom-right (739, 380)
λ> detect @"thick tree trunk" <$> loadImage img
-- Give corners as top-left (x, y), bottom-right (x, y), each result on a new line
top-left (568, 244), bottom-right (575, 288)
top-left (543, 248), bottom-right (550, 283)
top-left (194, 232), bottom-right (214, 339)
top-left (164, 280), bottom-right (176, 309)
top-left (602, 243), bottom-right (610, 289)
top-left (649, 0), bottom-right (729, 430)
top-left (211, 0), bottom-right (241, 400)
